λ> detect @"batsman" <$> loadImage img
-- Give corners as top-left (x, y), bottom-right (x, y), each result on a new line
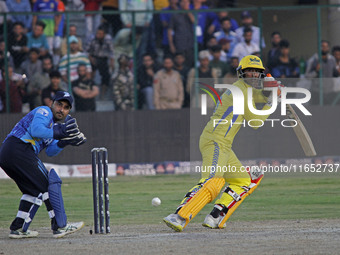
top-left (0, 91), bottom-right (86, 238)
top-left (164, 55), bottom-right (282, 231)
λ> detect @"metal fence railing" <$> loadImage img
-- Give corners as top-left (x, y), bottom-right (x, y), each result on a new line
top-left (1, 5), bottom-right (340, 113)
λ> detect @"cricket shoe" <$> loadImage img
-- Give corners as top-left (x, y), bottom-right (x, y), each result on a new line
top-left (202, 214), bottom-right (226, 229)
top-left (9, 229), bottom-right (39, 239)
top-left (163, 213), bottom-right (186, 232)
top-left (53, 221), bottom-right (84, 238)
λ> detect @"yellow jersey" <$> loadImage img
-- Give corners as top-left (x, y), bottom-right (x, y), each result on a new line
top-left (201, 79), bottom-right (272, 146)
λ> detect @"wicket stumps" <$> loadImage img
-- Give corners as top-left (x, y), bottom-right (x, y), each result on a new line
top-left (91, 147), bottom-right (110, 234)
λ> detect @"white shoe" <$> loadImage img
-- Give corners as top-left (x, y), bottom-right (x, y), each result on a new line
top-left (53, 221), bottom-right (84, 238)
top-left (202, 214), bottom-right (226, 229)
top-left (9, 229), bottom-right (39, 239)
top-left (163, 213), bottom-right (186, 232)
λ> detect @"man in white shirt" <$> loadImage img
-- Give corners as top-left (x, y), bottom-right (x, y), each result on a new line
top-left (232, 27), bottom-right (260, 62)
top-left (235, 11), bottom-right (265, 49)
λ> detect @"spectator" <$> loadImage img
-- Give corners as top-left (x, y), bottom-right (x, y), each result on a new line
top-left (305, 40), bottom-right (338, 105)
top-left (0, 66), bottom-right (26, 113)
top-left (72, 64), bottom-right (99, 111)
top-left (0, 38), bottom-right (14, 69)
top-left (82, 0), bottom-right (104, 41)
top-left (26, 56), bottom-right (53, 109)
top-left (87, 25), bottom-right (115, 98)
top-left (20, 48), bottom-right (42, 80)
top-left (153, 56), bottom-right (183, 110)
top-left (209, 45), bottom-right (228, 80)
top-left (218, 38), bottom-right (232, 63)
top-left (8, 22), bottom-right (29, 71)
top-left (271, 39), bottom-right (299, 79)
top-left (235, 11), bottom-right (265, 49)
top-left (61, 24), bottom-right (83, 56)
top-left (210, 11), bottom-right (238, 33)
top-left (7, 0), bottom-right (32, 31)
top-left (267, 31), bottom-right (281, 71)
top-left (232, 27), bottom-right (260, 62)
top-left (173, 52), bottom-right (190, 108)
top-left (223, 56), bottom-right (239, 82)
top-left (32, 0), bottom-right (61, 54)
top-left (137, 53), bottom-right (160, 109)
top-left (53, 0), bottom-right (66, 65)
top-left (187, 50), bottom-right (218, 107)
top-left (213, 17), bottom-right (237, 59)
top-left (27, 21), bottom-right (50, 58)
top-left (332, 45), bottom-right (340, 75)
top-left (59, 36), bottom-right (92, 83)
top-left (112, 54), bottom-right (134, 110)
top-left (160, 0), bottom-right (179, 56)
top-left (41, 70), bottom-right (65, 107)
top-left (102, 0), bottom-right (122, 36)
top-left (116, 0), bottom-right (154, 61)
top-left (119, 0), bottom-right (153, 29)
top-left (0, 1), bottom-right (11, 36)
top-left (191, 0), bottom-right (218, 50)
top-left (168, 0), bottom-right (195, 67)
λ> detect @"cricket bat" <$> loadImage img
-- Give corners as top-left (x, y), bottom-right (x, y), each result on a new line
top-left (286, 104), bottom-right (317, 157)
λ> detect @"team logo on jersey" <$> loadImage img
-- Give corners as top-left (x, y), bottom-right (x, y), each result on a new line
top-left (37, 108), bottom-right (49, 117)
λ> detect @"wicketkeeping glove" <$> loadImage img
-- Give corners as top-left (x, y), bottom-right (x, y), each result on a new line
top-left (57, 132), bottom-right (87, 148)
top-left (53, 116), bottom-right (80, 140)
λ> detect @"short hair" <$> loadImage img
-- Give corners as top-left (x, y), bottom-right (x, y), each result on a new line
top-left (163, 55), bottom-right (173, 61)
top-left (49, 70), bottom-right (61, 79)
top-left (142, 52), bottom-right (153, 59)
top-left (243, 27), bottom-right (253, 34)
top-left (321, 40), bottom-right (330, 46)
top-left (29, 48), bottom-right (40, 55)
top-left (35, 20), bottom-right (46, 29)
top-left (13, 21), bottom-right (25, 28)
top-left (332, 45), bottom-right (340, 54)
top-left (174, 51), bottom-right (185, 58)
top-left (220, 17), bottom-right (231, 24)
top-left (77, 63), bottom-right (87, 70)
top-left (279, 39), bottom-right (290, 48)
top-left (271, 31), bottom-right (281, 37)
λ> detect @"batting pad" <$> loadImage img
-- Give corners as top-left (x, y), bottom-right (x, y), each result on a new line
top-left (178, 177), bottom-right (225, 228)
top-left (218, 176), bottom-right (264, 228)
top-left (48, 168), bottom-right (67, 228)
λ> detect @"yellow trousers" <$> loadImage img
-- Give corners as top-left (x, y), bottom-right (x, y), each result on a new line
top-left (198, 137), bottom-right (251, 207)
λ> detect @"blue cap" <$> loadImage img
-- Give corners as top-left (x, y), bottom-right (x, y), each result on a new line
top-left (241, 11), bottom-right (251, 19)
top-left (53, 91), bottom-right (73, 108)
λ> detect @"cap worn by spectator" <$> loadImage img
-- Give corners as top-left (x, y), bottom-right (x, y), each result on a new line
top-left (241, 11), bottom-right (251, 19)
top-left (68, 35), bottom-right (78, 44)
top-left (199, 50), bottom-right (210, 60)
top-left (53, 91), bottom-right (73, 108)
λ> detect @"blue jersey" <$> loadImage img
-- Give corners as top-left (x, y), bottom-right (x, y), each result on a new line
top-left (5, 106), bottom-right (63, 156)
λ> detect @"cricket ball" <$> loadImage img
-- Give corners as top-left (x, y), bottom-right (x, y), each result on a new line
top-left (151, 197), bottom-right (161, 207)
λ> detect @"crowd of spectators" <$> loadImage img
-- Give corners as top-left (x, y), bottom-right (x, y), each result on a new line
top-left (0, 0), bottom-right (339, 113)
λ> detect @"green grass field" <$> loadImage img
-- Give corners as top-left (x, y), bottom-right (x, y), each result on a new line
top-left (0, 174), bottom-right (339, 229)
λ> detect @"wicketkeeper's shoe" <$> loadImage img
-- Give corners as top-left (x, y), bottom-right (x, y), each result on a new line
top-left (9, 229), bottom-right (39, 239)
top-left (202, 214), bottom-right (226, 229)
top-left (163, 213), bottom-right (186, 232)
top-left (53, 221), bottom-right (84, 238)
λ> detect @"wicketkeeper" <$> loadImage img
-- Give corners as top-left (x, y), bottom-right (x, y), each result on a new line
top-left (164, 55), bottom-right (282, 231)
top-left (0, 91), bottom-right (86, 238)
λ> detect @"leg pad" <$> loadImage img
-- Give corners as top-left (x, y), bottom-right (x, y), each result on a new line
top-left (178, 177), bottom-right (225, 228)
